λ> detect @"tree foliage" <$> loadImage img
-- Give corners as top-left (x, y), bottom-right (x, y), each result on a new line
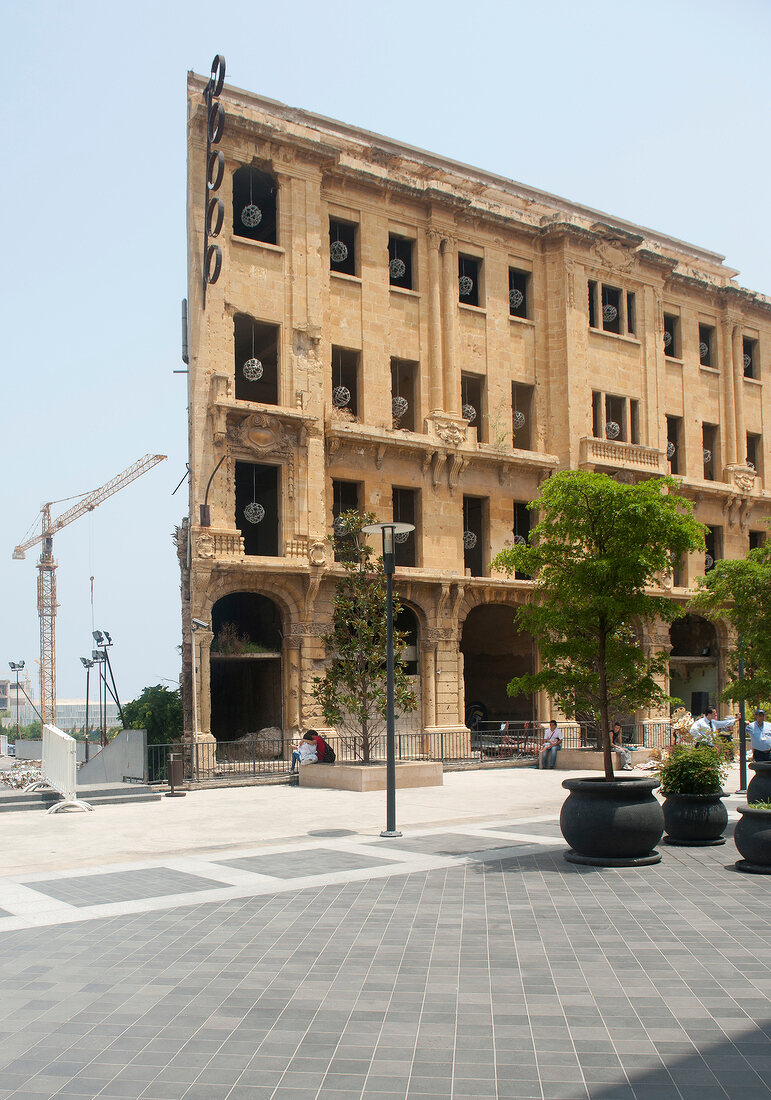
top-left (122, 684), bottom-right (183, 746)
top-left (491, 471), bottom-right (706, 778)
top-left (690, 544), bottom-right (771, 706)
top-left (312, 511), bottom-right (417, 762)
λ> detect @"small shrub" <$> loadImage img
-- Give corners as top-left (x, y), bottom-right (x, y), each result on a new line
top-left (658, 744), bottom-right (727, 795)
top-left (748, 800), bottom-right (771, 810)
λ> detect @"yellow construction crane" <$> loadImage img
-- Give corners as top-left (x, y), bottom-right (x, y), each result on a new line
top-left (12, 454), bottom-right (166, 727)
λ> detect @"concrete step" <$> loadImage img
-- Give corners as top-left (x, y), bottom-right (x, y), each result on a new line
top-left (0, 783), bottom-right (162, 812)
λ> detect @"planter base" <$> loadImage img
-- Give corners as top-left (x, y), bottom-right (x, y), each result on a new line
top-left (664, 836), bottom-right (725, 847)
top-left (299, 761), bottom-right (443, 792)
top-left (564, 849), bottom-right (661, 867)
top-left (735, 858), bottom-right (771, 875)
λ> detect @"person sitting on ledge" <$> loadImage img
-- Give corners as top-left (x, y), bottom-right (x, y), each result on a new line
top-left (611, 722), bottom-right (633, 770)
top-left (305, 729), bottom-right (328, 762)
top-left (290, 733), bottom-right (318, 773)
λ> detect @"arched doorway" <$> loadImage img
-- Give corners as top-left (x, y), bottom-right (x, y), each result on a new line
top-left (669, 614), bottom-right (718, 716)
top-left (210, 593), bottom-right (282, 740)
top-left (395, 605), bottom-right (421, 734)
top-left (460, 604), bottom-right (534, 724)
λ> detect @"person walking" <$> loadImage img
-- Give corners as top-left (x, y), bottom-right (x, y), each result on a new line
top-left (540, 720), bottom-right (562, 769)
top-left (747, 708), bottom-right (771, 762)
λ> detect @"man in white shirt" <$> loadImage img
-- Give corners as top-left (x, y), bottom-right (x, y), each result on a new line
top-left (747, 709), bottom-right (771, 762)
top-left (689, 707), bottom-right (737, 747)
top-left (540, 720), bottom-right (562, 769)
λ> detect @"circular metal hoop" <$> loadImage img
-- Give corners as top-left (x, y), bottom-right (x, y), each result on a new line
top-left (207, 196), bottom-right (224, 237)
top-left (209, 54), bottom-right (226, 98)
top-left (207, 150), bottom-right (225, 191)
top-left (333, 385), bottom-right (351, 407)
top-left (208, 101), bottom-right (225, 144)
top-left (205, 244), bottom-right (222, 285)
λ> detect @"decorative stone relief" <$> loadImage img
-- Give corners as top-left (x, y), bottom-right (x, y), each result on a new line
top-left (727, 464), bottom-right (757, 494)
top-left (308, 541), bottom-right (326, 567)
top-left (196, 532), bottom-right (215, 559)
top-left (435, 420), bottom-right (467, 447)
top-left (431, 451), bottom-right (446, 489)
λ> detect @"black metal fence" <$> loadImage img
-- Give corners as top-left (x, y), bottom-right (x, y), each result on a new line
top-left (147, 721), bottom-right (675, 785)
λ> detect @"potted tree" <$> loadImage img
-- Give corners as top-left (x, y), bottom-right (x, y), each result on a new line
top-left (491, 471), bottom-right (705, 866)
top-left (734, 801), bottom-right (771, 874)
top-left (658, 744), bottom-right (729, 845)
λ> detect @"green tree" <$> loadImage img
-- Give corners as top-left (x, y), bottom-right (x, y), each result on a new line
top-left (312, 511), bottom-right (418, 762)
top-left (491, 471), bottom-right (706, 779)
top-left (690, 545), bottom-right (771, 706)
top-left (122, 684), bottom-right (183, 746)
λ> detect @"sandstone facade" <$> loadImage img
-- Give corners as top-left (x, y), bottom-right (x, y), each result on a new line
top-left (180, 70), bottom-right (771, 748)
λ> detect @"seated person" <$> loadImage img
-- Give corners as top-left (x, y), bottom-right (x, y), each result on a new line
top-left (290, 735), bottom-right (318, 772)
top-left (305, 728), bottom-right (327, 762)
top-left (540, 720), bottom-right (562, 769)
top-left (611, 722), bottom-right (632, 770)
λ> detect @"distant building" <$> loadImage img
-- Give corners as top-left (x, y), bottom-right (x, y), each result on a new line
top-left (180, 70), bottom-right (771, 750)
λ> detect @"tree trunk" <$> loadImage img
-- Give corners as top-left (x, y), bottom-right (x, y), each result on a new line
top-left (362, 716), bottom-right (371, 763)
top-left (598, 628), bottom-right (615, 781)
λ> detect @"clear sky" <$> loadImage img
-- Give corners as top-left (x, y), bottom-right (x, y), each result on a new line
top-left (3, 0), bottom-right (770, 705)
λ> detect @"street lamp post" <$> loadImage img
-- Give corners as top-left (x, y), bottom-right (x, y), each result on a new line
top-left (80, 657), bottom-right (94, 762)
top-left (8, 661), bottom-right (24, 742)
top-left (362, 521), bottom-right (414, 838)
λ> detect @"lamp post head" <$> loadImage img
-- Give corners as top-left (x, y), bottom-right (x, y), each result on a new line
top-left (9, 660), bottom-right (24, 672)
top-left (192, 618), bottom-right (210, 631)
top-left (80, 657), bottom-right (94, 669)
top-left (361, 522), bottom-right (415, 576)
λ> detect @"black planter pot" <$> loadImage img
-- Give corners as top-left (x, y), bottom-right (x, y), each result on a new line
top-left (734, 805), bottom-right (771, 874)
top-left (747, 762), bottom-right (771, 805)
top-left (662, 791), bottom-right (728, 846)
top-left (560, 777), bottom-right (664, 866)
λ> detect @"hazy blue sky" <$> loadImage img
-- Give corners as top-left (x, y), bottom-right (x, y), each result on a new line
top-left (3, 0), bottom-right (770, 704)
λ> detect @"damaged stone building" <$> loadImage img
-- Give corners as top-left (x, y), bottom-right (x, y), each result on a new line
top-left (179, 65), bottom-right (771, 751)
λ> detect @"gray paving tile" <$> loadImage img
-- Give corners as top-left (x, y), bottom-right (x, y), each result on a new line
top-left (27, 868), bottom-right (222, 907)
top-left (217, 848), bottom-right (399, 878)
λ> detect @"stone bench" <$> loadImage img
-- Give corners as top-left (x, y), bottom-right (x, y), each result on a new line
top-left (298, 760), bottom-right (443, 791)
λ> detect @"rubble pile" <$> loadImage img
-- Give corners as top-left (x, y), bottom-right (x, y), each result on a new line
top-left (0, 761), bottom-right (42, 789)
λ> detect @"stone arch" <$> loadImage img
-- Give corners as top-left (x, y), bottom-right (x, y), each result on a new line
top-left (669, 613), bottom-right (720, 716)
top-left (459, 601), bottom-right (535, 725)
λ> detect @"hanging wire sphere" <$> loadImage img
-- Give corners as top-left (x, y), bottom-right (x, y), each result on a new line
top-left (602, 304), bottom-right (618, 323)
top-left (605, 421), bottom-right (621, 440)
top-left (459, 275), bottom-right (474, 297)
top-left (703, 448), bottom-right (712, 464)
top-left (394, 530), bottom-right (410, 544)
top-left (242, 358), bottom-right (264, 381)
top-left (330, 240), bottom-right (349, 263)
top-left (244, 502), bottom-right (265, 525)
top-left (744, 353), bottom-right (752, 370)
top-left (667, 441), bottom-right (676, 459)
top-left (389, 257), bottom-right (406, 279)
top-left (512, 410), bottom-right (526, 432)
top-left (704, 554), bottom-right (714, 570)
top-left (392, 396), bottom-right (409, 419)
top-left (332, 385), bottom-right (351, 407)
top-left (241, 204), bottom-right (262, 228)
top-left (699, 342), bottom-right (709, 360)
top-left (746, 460), bottom-right (756, 471)
top-left (663, 330), bottom-right (672, 347)
top-left (333, 516), bottom-right (348, 537)
top-left (513, 534), bottom-right (526, 546)
top-left (463, 530), bottom-right (478, 550)
top-left (462, 403), bottom-right (477, 423)
top-left (509, 288), bottom-right (524, 310)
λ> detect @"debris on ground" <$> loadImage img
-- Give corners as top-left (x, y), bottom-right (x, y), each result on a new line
top-left (0, 761), bottom-right (42, 789)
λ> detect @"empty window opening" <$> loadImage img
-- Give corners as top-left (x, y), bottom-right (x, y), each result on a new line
top-left (388, 234), bottom-right (413, 290)
top-left (699, 324), bottom-right (715, 368)
top-left (666, 415), bottom-right (683, 475)
top-left (508, 268), bottom-right (530, 319)
top-left (605, 394), bottom-right (627, 441)
top-left (329, 218), bottom-right (357, 276)
top-left (512, 383), bottom-right (534, 449)
top-left (331, 346), bottom-right (360, 418)
top-left (588, 280), bottom-right (598, 328)
top-left (702, 424), bottom-right (718, 481)
top-left (462, 374), bottom-right (484, 441)
top-left (463, 496), bottom-right (485, 578)
top-left (234, 316), bottom-right (279, 405)
top-left (332, 479), bottom-right (361, 562)
top-left (512, 502), bottom-right (531, 580)
top-left (747, 431), bottom-right (762, 476)
top-left (393, 487), bottom-right (418, 569)
top-left (391, 358), bottom-right (417, 432)
top-left (601, 285), bottom-right (622, 335)
top-left (232, 166), bottom-right (278, 245)
top-left (626, 292), bottom-right (636, 335)
top-left (664, 314), bottom-right (680, 358)
top-left (235, 462), bottom-right (279, 557)
top-left (459, 254), bottom-right (480, 307)
top-left (705, 526), bottom-right (722, 573)
top-left (744, 337), bottom-right (759, 379)
top-left (210, 592), bottom-right (283, 741)
top-left (749, 530), bottom-right (766, 550)
top-left (395, 605), bottom-right (419, 676)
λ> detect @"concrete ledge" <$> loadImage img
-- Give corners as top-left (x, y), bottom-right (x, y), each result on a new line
top-left (299, 761), bottom-right (443, 791)
top-left (555, 748), bottom-right (655, 770)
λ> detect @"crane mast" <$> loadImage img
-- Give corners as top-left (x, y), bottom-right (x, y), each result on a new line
top-left (13, 454), bottom-right (166, 727)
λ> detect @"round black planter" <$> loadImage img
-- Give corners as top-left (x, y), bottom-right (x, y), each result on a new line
top-left (734, 805), bottom-right (771, 874)
top-left (662, 791), bottom-right (728, 846)
top-left (747, 762), bottom-right (771, 805)
top-left (560, 777), bottom-right (664, 866)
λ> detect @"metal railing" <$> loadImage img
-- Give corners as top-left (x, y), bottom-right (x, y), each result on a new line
top-left (147, 721), bottom-right (676, 785)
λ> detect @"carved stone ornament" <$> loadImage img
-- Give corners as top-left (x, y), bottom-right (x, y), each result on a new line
top-left (728, 464), bottom-right (757, 494)
top-left (227, 412), bottom-right (296, 457)
top-left (309, 542), bottom-right (326, 566)
top-left (196, 532), bottom-right (215, 559)
top-left (435, 420), bottom-right (467, 447)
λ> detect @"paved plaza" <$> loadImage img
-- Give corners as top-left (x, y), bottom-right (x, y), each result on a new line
top-left (0, 767), bottom-right (769, 1100)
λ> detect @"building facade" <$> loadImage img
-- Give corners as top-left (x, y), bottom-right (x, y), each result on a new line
top-left (180, 69), bottom-right (771, 748)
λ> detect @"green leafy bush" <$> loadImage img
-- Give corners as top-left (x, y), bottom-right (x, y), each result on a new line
top-left (658, 744), bottom-right (727, 795)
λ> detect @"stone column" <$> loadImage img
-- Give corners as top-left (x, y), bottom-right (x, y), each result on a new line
top-left (427, 229), bottom-right (444, 415)
top-left (194, 628), bottom-right (215, 741)
top-left (732, 322), bottom-right (746, 468)
top-left (441, 237), bottom-right (460, 414)
top-left (421, 644), bottom-right (437, 729)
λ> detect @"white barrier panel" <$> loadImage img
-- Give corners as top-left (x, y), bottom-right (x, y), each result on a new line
top-left (0, 733), bottom-right (7, 756)
top-left (25, 725), bottom-right (93, 813)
